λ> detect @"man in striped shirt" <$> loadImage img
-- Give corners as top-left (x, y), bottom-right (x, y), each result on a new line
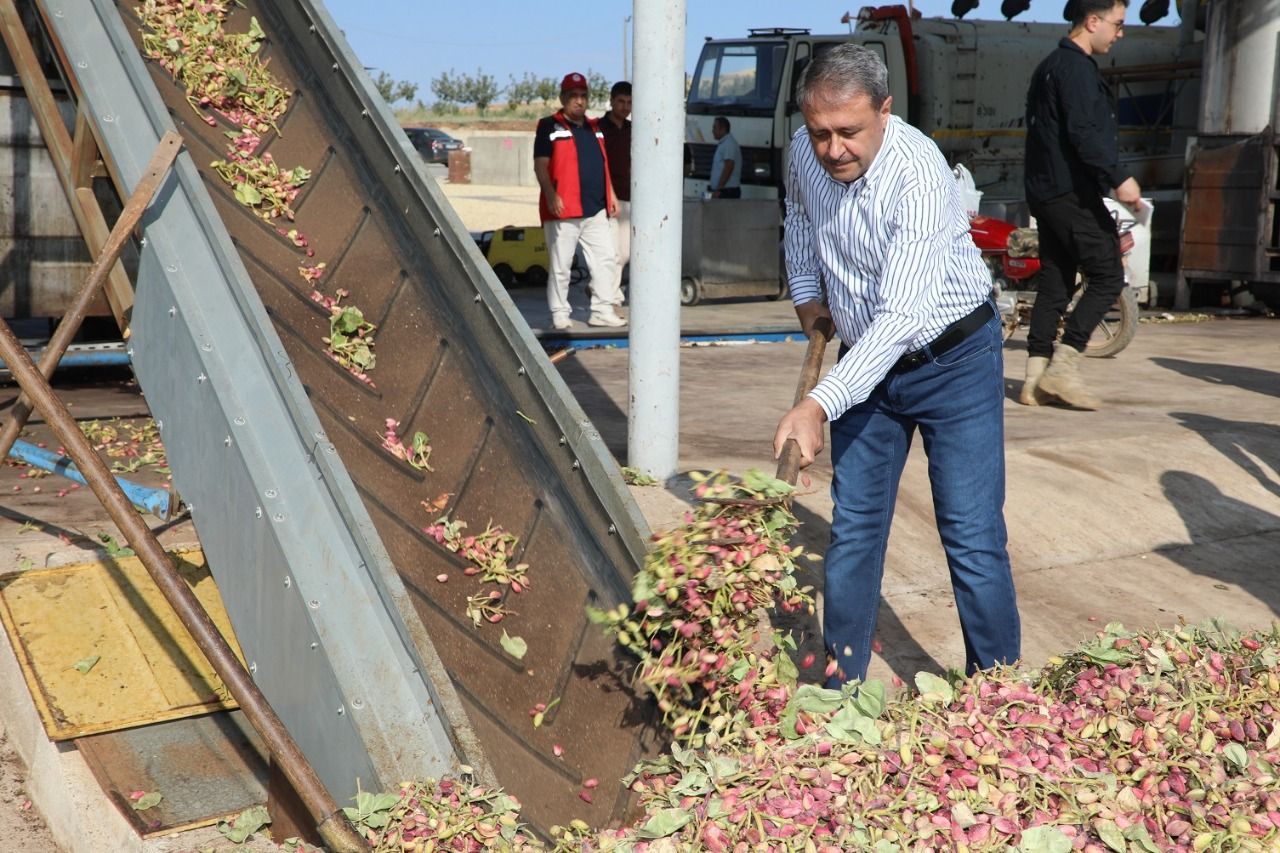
top-left (772, 44), bottom-right (1020, 686)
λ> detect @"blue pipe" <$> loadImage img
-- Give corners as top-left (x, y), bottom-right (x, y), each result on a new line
top-left (8, 439), bottom-right (173, 519)
top-left (0, 349), bottom-right (132, 370)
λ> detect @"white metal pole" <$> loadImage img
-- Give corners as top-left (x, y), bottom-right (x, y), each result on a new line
top-left (628, 0), bottom-right (683, 480)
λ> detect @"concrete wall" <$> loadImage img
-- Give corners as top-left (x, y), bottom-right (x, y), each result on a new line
top-left (456, 131), bottom-right (536, 187)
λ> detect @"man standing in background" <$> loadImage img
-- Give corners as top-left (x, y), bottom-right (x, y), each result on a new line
top-left (709, 116), bottom-right (741, 198)
top-left (1021, 0), bottom-right (1140, 408)
top-left (600, 81), bottom-right (632, 309)
top-left (533, 72), bottom-right (625, 330)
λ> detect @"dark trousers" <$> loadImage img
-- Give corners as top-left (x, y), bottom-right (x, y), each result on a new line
top-left (1026, 191), bottom-right (1126, 359)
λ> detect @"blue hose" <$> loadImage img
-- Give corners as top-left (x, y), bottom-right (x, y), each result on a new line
top-left (8, 439), bottom-right (173, 519)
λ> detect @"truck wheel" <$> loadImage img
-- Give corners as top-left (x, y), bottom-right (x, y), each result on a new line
top-left (526, 265), bottom-right (548, 288)
top-left (680, 276), bottom-right (703, 306)
top-left (1083, 287), bottom-right (1138, 358)
top-left (492, 263), bottom-right (515, 288)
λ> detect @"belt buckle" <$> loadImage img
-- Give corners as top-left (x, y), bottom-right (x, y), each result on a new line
top-left (900, 349), bottom-right (928, 370)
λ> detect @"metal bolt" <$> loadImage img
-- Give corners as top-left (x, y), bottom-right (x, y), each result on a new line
top-left (168, 306), bottom-right (176, 317)
top-left (139, 237), bottom-right (147, 247)
top-left (255, 506), bottom-right (263, 519)
top-left (351, 698), bottom-right (365, 710)
top-left (224, 435), bottom-right (232, 447)
top-left (474, 294), bottom-right (481, 303)
top-left (336, 705), bottom-right (346, 716)
top-left (155, 419), bottom-right (163, 430)
top-left (101, 113), bottom-right (115, 123)
top-left (273, 513), bottom-right (286, 523)
top-left (433, 227), bottom-right (441, 237)
top-left (309, 24), bottom-right (317, 32)
top-left (308, 599), bottom-right (320, 610)
top-left (234, 416), bottom-right (246, 426)
top-left (265, 489), bottom-right (278, 499)
top-left (572, 460), bottom-right (581, 470)
top-left (201, 342), bottom-right (213, 352)
top-left (76, 61), bottom-right (87, 69)
top-left (196, 373), bottom-right (207, 383)
top-left (126, 348), bottom-right (135, 358)
top-left (310, 641), bottom-right (319, 649)
top-left (361, 109), bottom-right (368, 118)
top-left (559, 436), bottom-right (567, 445)
top-left (249, 661), bottom-right (258, 674)
top-left (394, 164), bottom-right (402, 173)
top-left (165, 264), bottom-right (177, 272)
top-left (517, 366), bottom-right (526, 376)
top-left (283, 576), bottom-right (292, 588)
top-left (608, 524), bottom-right (617, 534)
top-left (332, 62), bottom-right (339, 71)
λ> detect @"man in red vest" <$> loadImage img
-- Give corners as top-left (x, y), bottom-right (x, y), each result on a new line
top-left (534, 72), bottom-right (625, 330)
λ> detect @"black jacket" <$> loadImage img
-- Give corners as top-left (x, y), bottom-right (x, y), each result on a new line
top-left (1024, 38), bottom-right (1130, 204)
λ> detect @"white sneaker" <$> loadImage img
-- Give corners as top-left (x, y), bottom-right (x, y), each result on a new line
top-left (588, 312), bottom-right (627, 328)
top-left (551, 316), bottom-right (573, 331)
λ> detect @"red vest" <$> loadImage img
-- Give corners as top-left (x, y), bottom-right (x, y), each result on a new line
top-left (538, 111), bottom-right (615, 224)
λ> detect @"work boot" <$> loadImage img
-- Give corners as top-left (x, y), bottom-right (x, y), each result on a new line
top-left (1038, 343), bottom-right (1100, 409)
top-left (1019, 356), bottom-right (1052, 406)
top-left (588, 310), bottom-right (627, 328)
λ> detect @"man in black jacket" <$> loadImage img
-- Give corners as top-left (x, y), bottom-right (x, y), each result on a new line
top-left (1021, 0), bottom-right (1141, 409)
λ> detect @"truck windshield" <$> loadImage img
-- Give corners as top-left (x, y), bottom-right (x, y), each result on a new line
top-left (688, 41), bottom-right (787, 115)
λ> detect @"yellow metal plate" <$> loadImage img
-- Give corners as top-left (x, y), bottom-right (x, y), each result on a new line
top-left (0, 549), bottom-right (241, 740)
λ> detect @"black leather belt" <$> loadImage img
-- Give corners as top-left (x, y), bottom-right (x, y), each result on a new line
top-left (893, 301), bottom-right (994, 372)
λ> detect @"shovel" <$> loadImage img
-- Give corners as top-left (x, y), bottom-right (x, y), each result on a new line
top-left (775, 316), bottom-right (834, 487)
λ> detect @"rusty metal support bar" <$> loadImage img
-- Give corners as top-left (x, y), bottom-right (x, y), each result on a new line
top-left (0, 0), bottom-right (134, 329)
top-left (0, 131), bottom-right (182, 463)
top-left (0, 321), bottom-right (368, 852)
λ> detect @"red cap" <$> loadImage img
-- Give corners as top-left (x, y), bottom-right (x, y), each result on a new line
top-left (560, 72), bottom-right (588, 93)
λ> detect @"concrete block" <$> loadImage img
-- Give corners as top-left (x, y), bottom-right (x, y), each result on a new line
top-left (464, 135), bottom-right (536, 187)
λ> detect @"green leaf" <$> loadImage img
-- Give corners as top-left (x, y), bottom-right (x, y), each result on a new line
top-left (500, 631), bottom-right (527, 660)
top-left (636, 807), bottom-right (692, 838)
top-left (1121, 822), bottom-right (1160, 853)
top-left (1094, 818), bottom-right (1125, 852)
top-left (1017, 825), bottom-right (1073, 853)
top-left (247, 16), bottom-right (265, 40)
top-left (72, 655), bottom-right (101, 674)
top-left (774, 651), bottom-right (798, 686)
top-left (234, 182), bottom-right (262, 206)
top-left (1222, 742), bottom-right (1249, 770)
top-left (914, 671), bottom-right (954, 704)
top-left (218, 804), bottom-right (269, 843)
top-left (853, 679), bottom-right (886, 718)
top-left (132, 792), bottom-right (163, 811)
top-left (97, 532), bottom-right (134, 558)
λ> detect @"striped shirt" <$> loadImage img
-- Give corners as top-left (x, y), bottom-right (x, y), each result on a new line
top-left (784, 115), bottom-right (991, 420)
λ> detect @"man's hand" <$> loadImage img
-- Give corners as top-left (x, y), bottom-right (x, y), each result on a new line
top-left (546, 193), bottom-right (565, 218)
top-left (1115, 177), bottom-right (1142, 210)
top-left (794, 301), bottom-right (835, 340)
top-left (608, 197), bottom-right (618, 216)
top-left (773, 398), bottom-right (828, 469)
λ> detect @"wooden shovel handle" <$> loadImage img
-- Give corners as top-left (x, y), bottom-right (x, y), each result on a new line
top-left (775, 316), bottom-right (834, 486)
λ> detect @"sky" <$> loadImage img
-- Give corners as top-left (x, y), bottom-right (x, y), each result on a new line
top-left (318, 1), bottom-right (1181, 106)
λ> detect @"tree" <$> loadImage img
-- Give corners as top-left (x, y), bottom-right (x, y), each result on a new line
top-left (506, 72), bottom-right (539, 108)
top-left (534, 76), bottom-right (559, 106)
top-left (462, 69), bottom-right (499, 115)
top-left (373, 70), bottom-right (418, 105)
top-left (430, 69), bottom-right (465, 107)
top-left (585, 69), bottom-right (610, 105)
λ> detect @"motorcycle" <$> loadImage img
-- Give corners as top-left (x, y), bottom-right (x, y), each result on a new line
top-left (968, 209), bottom-right (1140, 358)
top-left (957, 163), bottom-right (1146, 358)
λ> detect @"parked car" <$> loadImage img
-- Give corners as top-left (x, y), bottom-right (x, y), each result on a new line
top-left (404, 126), bottom-right (463, 165)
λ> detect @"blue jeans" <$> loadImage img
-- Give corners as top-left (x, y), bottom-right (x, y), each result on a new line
top-left (824, 309), bottom-right (1020, 685)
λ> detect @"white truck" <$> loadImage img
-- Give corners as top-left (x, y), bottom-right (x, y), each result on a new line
top-left (684, 5), bottom-right (1198, 217)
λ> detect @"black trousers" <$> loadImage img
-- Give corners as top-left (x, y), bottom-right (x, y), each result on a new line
top-left (1026, 191), bottom-right (1125, 359)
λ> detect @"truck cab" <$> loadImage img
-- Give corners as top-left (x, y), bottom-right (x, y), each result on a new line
top-left (686, 7), bottom-right (1196, 215)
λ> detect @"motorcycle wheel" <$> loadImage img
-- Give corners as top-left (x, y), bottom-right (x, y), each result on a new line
top-left (1080, 286), bottom-right (1138, 358)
